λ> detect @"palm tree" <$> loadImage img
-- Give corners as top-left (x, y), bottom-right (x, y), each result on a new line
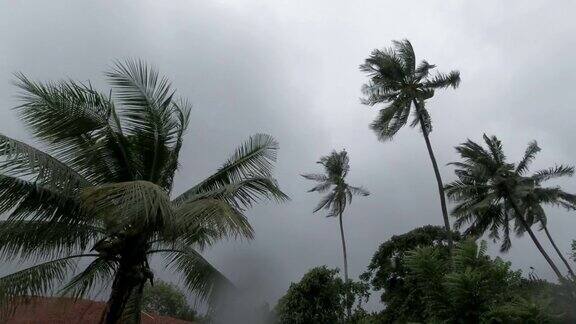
top-left (0, 60), bottom-right (288, 323)
top-left (360, 39), bottom-right (460, 249)
top-left (513, 142), bottom-right (576, 278)
top-left (302, 150), bottom-right (369, 319)
top-left (445, 134), bottom-right (576, 280)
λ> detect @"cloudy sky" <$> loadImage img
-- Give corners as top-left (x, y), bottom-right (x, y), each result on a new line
top-left (2, 0), bottom-right (576, 312)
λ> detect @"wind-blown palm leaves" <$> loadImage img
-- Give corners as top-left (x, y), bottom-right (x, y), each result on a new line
top-left (302, 150), bottom-right (369, 319)
top-left (360, 39), bottom-right (460, 250)
top-left (0, 60), bottom-right (288, 323)
top-left (445, 134), bottom-right (576, 280)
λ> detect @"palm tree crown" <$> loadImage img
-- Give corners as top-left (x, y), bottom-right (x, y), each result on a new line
top-left (359, 39), bottom-right (460, 140)
top-left (302, 150), bottom-right (369, 217)
top-left (0, 60), bottom-right (288, 322)
top-left (445, 134), bottom-right (576, 279)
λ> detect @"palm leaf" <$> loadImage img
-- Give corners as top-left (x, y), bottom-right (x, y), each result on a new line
top-left (0, 175), bottom-right (83, 224)
top-left (0, 134), bottom-right (89, 189)
top-left (59, 257), bottom-right (116, 300)
top-left (81, 181), bottom-right (174, 233)
top-left (171, 198), bottom-right (254, 246)
top-left (516, 141), bottom-right (540, 175)
top-left (175, 134), bottom-right (281, 205)
top-left (0, 254), bottom-right (98, 318)
top-left (0, 220), bottom-right (102, 261)
top-left (150, 247), bottom-right (233, 305)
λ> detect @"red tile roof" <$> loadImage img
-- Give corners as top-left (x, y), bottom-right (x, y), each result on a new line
top-left (6, 297), bottom-right (192, 324)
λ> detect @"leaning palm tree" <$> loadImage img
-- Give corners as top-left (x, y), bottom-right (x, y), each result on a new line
top-left (360, 39), bottom-right (460, 249)
top-left (302, 150), bottom-right (369, 319)
top-left (445, 134), bottom-right (575, 280)
top-left (0, 60), bottom-right (288, 323)
top-left (514, 142), bottom-right (576, 278)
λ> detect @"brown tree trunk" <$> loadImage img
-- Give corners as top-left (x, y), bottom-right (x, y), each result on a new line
top-left (543, 225), bottom-right (575, 278)
top-left (338, 211), bottom-right (351, 320)
top-left (413, 99), bottom-right (453, 251)
top-left (509, 199), bottom-right (564, 280)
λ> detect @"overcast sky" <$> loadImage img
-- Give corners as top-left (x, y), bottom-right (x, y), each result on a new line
top-left (2, 0), bottom-right (576, 312)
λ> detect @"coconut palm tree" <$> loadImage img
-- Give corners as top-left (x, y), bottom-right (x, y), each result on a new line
top-left (0, 60), bottom-right (288, 323)
top-left (513, 142), bottom-right (576, 278)
top-left (360, 39), bottom-right (460, 249)
top-left (302, 150), bottom-right (369, 319)
top-left (445, 134), bottom-right (576, 280)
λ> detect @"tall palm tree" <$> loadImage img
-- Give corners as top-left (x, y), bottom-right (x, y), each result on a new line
top-left (445, 134), bottom-right (576, 280)
top-left (0, 60), bottom-right (288, 323)
top-left (513, 142), bottom-right (576, 278)
top-left (360, 39), bottom-right (460, 249)
top-left (302, 150), bottom-right (369, 319)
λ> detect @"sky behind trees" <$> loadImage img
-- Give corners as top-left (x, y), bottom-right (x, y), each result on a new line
top-left (1, 0), bottom-right (576, 311)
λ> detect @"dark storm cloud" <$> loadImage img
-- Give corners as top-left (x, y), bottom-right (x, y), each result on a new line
top-left (1, 0), bottom-right (576, 312)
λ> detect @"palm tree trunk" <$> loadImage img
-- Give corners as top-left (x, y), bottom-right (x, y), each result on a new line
top-left (413, 100), bottom-right (453, 251)
top-left (509, 199), bottom-right (564, 280)
top-left (102, 265), bottom-right (136, 324)
top-left (338, 211), bottom-right (351, 320)
top-left (543, 225), bottom-right (575, 278)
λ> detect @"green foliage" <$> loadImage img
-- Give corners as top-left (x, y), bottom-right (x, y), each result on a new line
top-left (275, 266), bottom-right (369, 324)
top-left (142, 280), bottom-right (197, 321)
top-left (359, 39), bottom-right (460, 140)
top-left (0, 60), bottom-right (287, 321)
top-left (445, 135), bottom-right (576, 253)
top-left (361, 225), bottom-right (460, 322)
top-left (482, 296), bottom-right (560, 323)
top-left (402, 240), bottom-right (526, 323)
top-left (302, 150), bottom-right (369, 218)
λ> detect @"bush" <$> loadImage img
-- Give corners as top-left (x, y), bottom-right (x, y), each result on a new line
top-left (275, 266), bottom-right (368, 324)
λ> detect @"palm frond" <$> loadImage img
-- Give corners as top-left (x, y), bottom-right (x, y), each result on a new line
top-left (369, 97), bottom-right (411, 141)
top-left (531, 165), bottom-right (574, 183)
top-left (392, 39), bottom-right (416, 74)
top-left (415, 60), bottom-right (436, 79)
top-left (178, 177), bottom-right (288, 213)
top-left (306, 181), bottom-right (332, 193)
top-left (107, 59), bottom-right (182, 183)
top-left (157, 99), bottom-right (192, 190)
top-left (0, 175), bottom-right (83, 224)
top-left (151, 247), bottom-right (233, 305)
top-left (171, 198), bottom-right (254, 246)
top-left (348, 186), bottom-right (370, 196)
top-left (300, 173), bottom-right (328, 182)
top-left (81, 181), bottom-right (174, 233)
top-left (516, 141), bottom-right (540, 175)
top-left (0, 220), bottom-right (102, 261)
top-left (174, 134), bottom-right (281, 204)
top-left (59, 257), bottom-right (116, 300)
top-left (0, 134), bottom-right (89, 189)
top-left (0, 254), bottom-right (98, 318)
top-left (12, 75), bottom-right (130, 184)
top-left (422, 71), bottom-right (461, 89)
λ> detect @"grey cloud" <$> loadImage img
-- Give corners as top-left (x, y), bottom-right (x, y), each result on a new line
top-left (1, 0), bottom-right (576, 313)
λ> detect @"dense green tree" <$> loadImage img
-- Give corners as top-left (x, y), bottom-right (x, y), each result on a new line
top-left (361, 225), bottom-right (460, 322)
top-left (302, 150), bottom-right (368, 319)
top-left (360, 39), bottom-right (460, 249)
top-left (445, 134), bottom-right (576, 280)
top-left (142, 280), bottom-right (196, 321)
top-left (0, 60), bottom-right (287, 323)
top-left (403, 240), bottom-right (528, 323)
top-left (275, 266), bottom-right (369, 324)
